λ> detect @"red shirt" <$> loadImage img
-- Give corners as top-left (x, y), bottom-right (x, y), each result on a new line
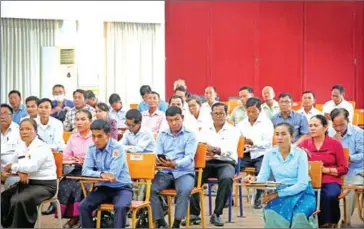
top-left (299, 136), bottom-right (348, 185)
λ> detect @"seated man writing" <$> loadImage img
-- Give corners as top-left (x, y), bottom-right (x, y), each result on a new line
top-left (150, 106), bottom-right (198, 228)
top-left (78, 119), bottom-right (132, 228)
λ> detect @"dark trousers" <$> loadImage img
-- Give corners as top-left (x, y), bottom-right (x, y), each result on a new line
top-left (319, 183), bottom-right (341, 226)
top-left (240, 154), bottom-right (264, 203)
top-left (150, 172), bottom-right (195, 221)
top-left (79, 185), bottom-right (132, 228)
top-left (190, 160), bottom-right (235, 216)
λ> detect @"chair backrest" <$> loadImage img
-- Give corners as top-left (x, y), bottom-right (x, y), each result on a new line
top-left (349, 101), bottom-right (356, 110)
top-left (292, 101), bottom-right (301, 111)
top-left (63, 132), bottom-right (72, 143)
top-left (353, 109), bottom-right (364, 126)
top-left (237, 136), bottom-right (245, 159)
top-left (129, 104), bottom-right (138, 109)
top-left (195, 143), bottom-right (207, 169)
top-left (315, 104), bottom-right (324, 112)
top-left (53, 151), bottom-right (63, 178)
top-left (228, 99), bottom-right (240, 115)
top-left (308, 161), bottom-right (323, 189)
top-left (343, 148), bottom-right (349, 162)
top-left (126, 153), bottom-right (156, 180)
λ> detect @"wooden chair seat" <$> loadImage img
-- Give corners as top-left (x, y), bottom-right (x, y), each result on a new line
top-left (160, 187), bottom-right (203, 196)
top-left (207, 174), bottom-right (243, 182)
top-left (243, 167), bottom-right (256, 174)
top-left (98, 201), bottom-right (151, 211)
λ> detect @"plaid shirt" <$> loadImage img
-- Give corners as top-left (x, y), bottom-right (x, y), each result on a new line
top-left (63, 104), bottom-right (96, 132)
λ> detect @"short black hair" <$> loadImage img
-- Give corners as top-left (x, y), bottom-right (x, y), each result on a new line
top-left (275, 122), bottom-right (295, 136)
top-left (108, 93), bottom-right (121, 105)
top-left (211, 102), bottom-right (228, 114)
top-left (278, 92), bottom-right (293, 101)
top-left (165, 106), bottom-right (182, 117)
top-left (174, 86), bottom-right (186, 93)
top-left (75, 109), bottom-right (93, 120)
top-left (330, 108), bottom-right (350, 122)
top-left (168, 95), bottom-right (184, 105)
top-left (150, 91), bottom-right (160, 99)
top-left (96, 102), bottom-right (110, 112)
top-left (186, 95), bottom-right (202, 106)
top-left (84, 90), bottom-right (96, 100)
top-left (37, 98), bottom-right (53, 106)
top-left (332, 84), bottom-right (345, 94)
top-left (140, 85), bottom-right (152, 96)
top-left (126, 109), bottom-right (142, 124)
top-left (25, 96), bottom-right (40, 105)
top-left (1, 103), bottom-right (13, 114)
top-left (8, 90), bottom-right (21, 98)
top-left (73, 89), bottom-right (85, 97)
top-left (302, 90), bottom-right (316, 99)
top-left (205, 86), bottom-right (217, 93)
top-left (246, 97), bottom-right (262, 109)
top-left (239, 86), bottom-right (254, 94)
top-left (52, 84), bottom-right (65, 90)
top-left (90, 119), bottom-right (111, 134)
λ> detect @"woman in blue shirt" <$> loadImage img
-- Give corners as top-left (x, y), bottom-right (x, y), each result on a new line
top-left (245, 122), bottom-right (317, 228)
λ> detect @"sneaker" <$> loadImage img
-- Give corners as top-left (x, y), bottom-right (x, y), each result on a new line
top-left (210, 214), bottom-right (224, 227)
top-left (181, 215), bottom-right (201, 226)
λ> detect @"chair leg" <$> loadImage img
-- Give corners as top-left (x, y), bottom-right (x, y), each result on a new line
top-left (199, 191), bottom-right (206, 228)
top-left (147, 205), bottom-right (154, 228)
top-left (167, 196), bottom-right (172, 228)
top-left (208, 183), bottom-right (212, 216)
top-left (186, 204), bottom-right (190, 228)
top-left (96, 210), bottom-right (102, 229)
top-left (228, 192), bottom-right (232, 223)
top-left (55, 200), bottom-right (62, 228)
top-left (131, 209), bottom-right (137, 228)
top-left (234, 184), bottom-right (239, 207)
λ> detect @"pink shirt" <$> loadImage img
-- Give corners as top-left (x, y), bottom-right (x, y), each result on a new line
top-left (141, 109), bottom-right (166, 134)
top-left (63, 131), bottom-right (93, 159)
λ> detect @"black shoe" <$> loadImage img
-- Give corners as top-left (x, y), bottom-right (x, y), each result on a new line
top-left (254, 191), bottom-right (263, 209)
top-left (181, 215), bottom-right (201, 226)
top-left (42, 202), bottom-right (56, 215)
top-left (210, 214), bottom-right (224, 227)
top-left (157, 223), bottom-right (169, 228)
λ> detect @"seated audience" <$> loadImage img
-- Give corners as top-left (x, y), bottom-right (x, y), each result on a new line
top-left (79, 119), bottom-right (132, 228)
top-left (138, 85), bottom-right (168, 113)
top-left (271, 92), bottom-right (309, 145)
top-left (328, 108), bottom-right (364, 227)
top-left (56, 110), bottom-right (93, 228)
top-left (1, 104), bottom-right (23, 189)
top-left (230, 86), bottom-right (254, 126)
top-left (299, 114), bottom-right (348, 228)
top-left (1, 118), bottom-right (57, 228)
top-left (323, 85), bottom-right (354, 123)
top-left (200, 86), bottom-right (218, 121)
top-left (21, 96), bottom-right (40, 121)
top-left (186, 95), bottom-right (213, 133)
top-left (64, 89), bottom-right (96, 132)
top-left (84, 90), bottom-right (99, 109)
top-left (8, 90), bottom-right (27, 124)
top-left (188, 102), bottom-right (240, 227)
top-left (108, 93), bottom-right (128, 128)
top-left (95, 102), bottom-right (118, 140)
top-left (173, 78), bottom-right (191, 99)
top-left (237, 97), bottom-right (274, 209)
top-left (261, 86), bottom-right (280, 119)
top-left (151, 106), bottom-right (198, 228)
top-left (245, 122), bottom-right (316, 228)
top-left (174, 86), bottom-right (190, 113)
top-left (141, 91), bottom-right (166, 134)
top-left (298, 90), bottom-right (321, 121)
top-left (51, 84), bottom-right (75, 122)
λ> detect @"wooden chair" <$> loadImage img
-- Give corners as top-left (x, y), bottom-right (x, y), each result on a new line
top-left (36, 152), bottom-right (63, 228)
top-left (129, 104), bottom-right (138, 109)
top-left (159, 143), bottom-right (207, 228)
top-left (315, 104), bottom-right (324, 112)
top-left (353, 109), bottom-right (364, 127)
top-left (292, 101), bottom-right (301, 111)
top-left (227, 99), bottom-right (240, 115)
top-left (63, 131), bottom-right (72, 143)
top-left (349, 101), bottom-right (356, 110)
top-left (94, 153), bottom-right (156, 228)
top-left (309, 161), bottom-right (324, 220)
top-left (338, 148), bottom-right (350, 227)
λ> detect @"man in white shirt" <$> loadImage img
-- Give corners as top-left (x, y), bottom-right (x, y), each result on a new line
top-left (174, 86), bottom-right (190, 114)
top-left (230, 86), bottom-right (254, 126)
top-left (20, 96), bottom-right (40, 121)
top-left (298, 90), bottom-right (322, 122)
top-left (1, 104), bottom-right (23, 189)
top-left (261, 86), bottom-right (280, 119)
top-left (188, 102), bottom-right (240, 227)
top-left (200, 86), bottom-right (218, 121)
top-left (236, 97), bottom-right (274, 209)
top-left (323, 84), bottom-right (354, 123)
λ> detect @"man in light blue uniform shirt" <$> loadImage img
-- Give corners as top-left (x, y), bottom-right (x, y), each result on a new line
top-left (8, 90), bottom-right (28, 124)
top-left (328, 108), bottom-right (364, 227)
top-left (151, 106), bottom-right (198, 228)
top-left (108, 93), bottom-right (128, 128)
top-left (79, 119), bottom-right (132, 228)
top-left (138, 85), bottom-right (168, 113)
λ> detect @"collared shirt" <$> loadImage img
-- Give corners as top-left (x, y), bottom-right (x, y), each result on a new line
top-left (82, 138), bottom-right (132, 188)
top-left (299, 136), bottom-right (349, 184)
top-left (257, 145), bottom-right (310, 197)
top-left (183, 110), bottom-right (213, 135)
top-left (298, 106), bottom-right (322, 122)
top-left (271, 111), bottom-right (309, 143)
top-left (120, 127), bottom-right (156, 153)
top-left (198, 122), bottom-right (240, 163)
top-left (64, 104), bottom-right (96, 131)
top-left (51, 99), bottom-right (75, 122)
top-left (11, 137), bottom-right (57, 180)
top-left (63, 131), bottom-right (93, 159)
top-left (11, 104), bottom-right (28, 124)
top-left (1, 122), bottom-right (24, 168)
top-left (323, 99), bottom-right (354, 123)
top-left (137, 100), bottom-right (168, 113)
top-left (155, 127), bottom-right (198, 179)
top-left (200, 102), bottom-right (216, 121)
top-left (20, 114), bottom-right (39, 122)
top-left (230, 106), bottom-right (247, 126)
top-left (141, 109), bottom-right (166, 134)
top-left (109, 107), bottom-right (128, 128)
top-left (36, 116), bottom-right (66, 152)
top-left (328, 124), bottom-right (364, 177)
top-left (261, 100), bottom-right (280, 119)
top-left (237, 114), bottom-right (274, 159)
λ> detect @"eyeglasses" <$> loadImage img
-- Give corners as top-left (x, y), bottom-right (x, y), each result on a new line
top-left (211, 112), bottom-right (225, 117)
top-left (279, 100), bottom-right (291, 104)
top-left (0, 112), bottom-right (12, 116)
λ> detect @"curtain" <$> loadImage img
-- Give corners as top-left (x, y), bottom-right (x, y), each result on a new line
top-left (104, 22), bottom-right (165, 106)
top-left (0, 18), bottom-right (60, 103)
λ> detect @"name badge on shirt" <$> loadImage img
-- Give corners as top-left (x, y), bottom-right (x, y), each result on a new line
top-left (113, 149), bottom-right (119, 158)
